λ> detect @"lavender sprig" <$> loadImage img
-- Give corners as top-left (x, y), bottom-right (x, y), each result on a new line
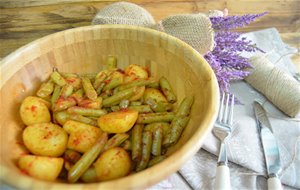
top-left (210, 12), bottom-right (268, 30)
top-left (206, 12), bottom-right (267, 92)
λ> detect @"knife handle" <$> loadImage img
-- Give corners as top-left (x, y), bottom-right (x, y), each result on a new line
top-left (214, 165), bottom-right (231, 190)
top-left (268, 176), bottom-right (282, 190)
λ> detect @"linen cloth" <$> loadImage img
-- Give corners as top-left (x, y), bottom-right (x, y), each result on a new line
top-left (150, 28), bottom-right (300, 190)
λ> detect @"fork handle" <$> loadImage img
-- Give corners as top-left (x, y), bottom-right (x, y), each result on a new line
top-left (268, 176), bottom-right (282, 190)
top-left (214, 165), bottom-right (231, 190)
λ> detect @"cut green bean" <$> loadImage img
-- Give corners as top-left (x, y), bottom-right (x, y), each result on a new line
top-left (53, 97), bottom-right (76, 112)
top-left (106, 56), bottom-right (117, 69)
top-left (146, 81), bottom-right (160, 89)
top-left (80, 166), bottom-right (98, 183)
top-left (130, 101), bottom-right (142, 106)
top-left (136, 131), bottom-right (152, 172)
top-left (111, 106), bottom-right (120, 112)
top-left (131, 124), bottom-right (144, 162)
top-left (51, 85), bottom-right (62, 106)
top-left (67, 106), bottom-right (107, 117)
top-left (60, 84), bottom-right (74, 98)
top-left (70, 89), bottom-right (84, 103)
top-left (96, 83), bottom-right (106, 95)
top-left (68, 133), bottom-right (108, 183)
top-left (80, 73), bottom-right (97, 81)
top-left (36, 80), bottom-right (54, 98)
top-left (64, 149), bottom-right (81, 171)
top-left (146, 98), bottom-right (173, 112)
top-left (103, 133), bottom-right (129, 151)
top-left (148, 155), bottom-right (166, 167)
top-left (163, 116), bottom-right (190, 147)
top-left (51, 71), bottom-right (67, 86)
top-left (116, 78), bottom-right (156, 91)
top-left (120, 140), bottom-right (131, 150)
top-left (65, 76), bottom-right (82, 90)
top-left (102, 74), bottom-right (124, 91)
top-left (159, 76), bottom-right (177, 103)
top-left (128, 105), bottom-right (153, 113)
top-left (93, 72), bottom-right (107, 90)
top-left (144, 122), bottom-right (170, 137)
top-left (137, 112), bottom-right (175, 124)
top-left (152, 128), bottom-right (163, 156)
top-left (68, 113), bottom-right (98, 126)
top-left (54, 111), bottom-right (69, 125)
top-left (82, 77), bottom-right (97, 101)
top-left (102, 86), bottom-right (137, 107)
top-left (176, 96), bottom-right (194, 117)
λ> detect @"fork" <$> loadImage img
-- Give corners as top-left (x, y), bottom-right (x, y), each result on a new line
top-left (213, 93), bottom-right (234, 190)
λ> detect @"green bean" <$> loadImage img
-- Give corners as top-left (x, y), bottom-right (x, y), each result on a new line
top-left (67, 106), bottom-right (107, 117)
top-left (100, 89), bottom-right (113, 99)
top-left (70, 89), bottom-right (84, 103)
top-left (131, 124), bottom-right (144, 162)
top-left (80, 73), bottom-right (97, 81)
top-left (163, 116), bottom-right (190, 147)
top-left (110, 106), bottom-right (120, 112)
top-left (60, 84), bottom-right (74, 98)
top-left (137, 112), bottom-right (175, 124)
top-left (106, 56), bottom-right (117, 69)
top-left (136, 131), bottom-right (152, 172)
top-left (144, 122), bottom-right (170, 137)
top-left (51, 85), bottom-right (62, 106)
top-left (146, 81), bottom-right (160, 89)
top-left (51, 71), bottom-right (67, 86)
top-left (36, 80), bottom-right (54, 98)
top-left (80, 166), bottom-right (98, 183)
top-left (152, 128), bottom-right (163, 156)
top-left (119, 99), bottom-right (130, 109)
top-left (68, 114), bottom-right (98, 126)
top-left (53, 97), bottom-right (76, 112)
top-left (102, 86), bottom-right (137, 107)
top-left (68, 132), bottom-right (108, 183)
top-left (159, 77), bottom-right (177, 103)
top-left (148, 155), bottom-right (166, 167)
top-left (103, 133), bottom-right (129, 151)
top-left (78, 97), bottom-right (102, 109)
top-left (116, 78), bottom-right (156, 91)
top-left (96, 83), bottom-right (106, 95)
top-left (130, 101), bottom-right (142, 106)
top-left (120, 140), bottom-right (131, 150)
top-left (128, 105), bottom-right (153, 113)
top-left (82, 77), bottom-right (97, 101)
top-left (61, 73), bottom-right (78, 78)
top-left (146, 98), bottom-right (173, 112)
top-left (54, 111), bottom-right (69, 125)
top-left (93, 72), bottom-right (107, 90)
top-left (102, 75), bottom-right (124, 91)
top-left (65, 76), bottom-right (82, 90)
top-left (176, 96), bottom-right (194, 117)
top-left (64, 149), bottom-right (81, 171)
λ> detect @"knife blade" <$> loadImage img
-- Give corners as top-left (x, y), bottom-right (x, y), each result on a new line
top-left (253, 101), bottom-right (282, 190)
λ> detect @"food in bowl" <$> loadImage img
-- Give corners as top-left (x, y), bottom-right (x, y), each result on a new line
top-left (17, 56), bottom-right (193, 183)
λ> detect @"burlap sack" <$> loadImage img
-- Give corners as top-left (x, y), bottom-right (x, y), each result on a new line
top-left (91, 2), bottom-right (214, 55)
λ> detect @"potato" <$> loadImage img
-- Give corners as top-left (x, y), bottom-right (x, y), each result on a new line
top-left (98, 109), bottom-right (138, 133)
top-left (94, 147), bottom-right (131, 181)
top-left (23, 123), bottom-right (68, 157)
top-left (129, 86), bottom-right (145, 101)
top-left (63, 120), bottom-right (103, 153)
top-left (124, 64), bottom-right (148, 83)
top-left (143, 88), bottom-right (168, 103)
top-left (20, 96), bottom-right (51, 125)
top-left (18, 155), bottom-right (64, 181)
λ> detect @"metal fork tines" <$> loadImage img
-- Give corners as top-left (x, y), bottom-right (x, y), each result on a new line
top-left (213, 93), bottom-right (234, 190)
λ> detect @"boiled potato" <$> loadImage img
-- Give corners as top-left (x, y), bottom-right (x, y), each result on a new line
top-left (94, 147), bottom-right (131, 181)
top-left (18, 155), bottom-right (64, 181)
top-left (23, 123), bottom-right (68, 157)
top-left (143, 88), bottom-right (168, 103)
top-left (98, 109), bottom-right (138, 133)
top-left (63, 120), bottom-right (103, 153)
top-left (124, 64), bottom-right (148, 83)
top-left (20, 96), bottom-right (51, 125)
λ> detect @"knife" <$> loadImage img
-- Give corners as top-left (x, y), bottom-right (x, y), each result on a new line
top-left (253, 101), bottom-right (282, 190)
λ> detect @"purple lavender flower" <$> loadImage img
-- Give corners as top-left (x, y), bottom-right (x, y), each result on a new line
top-left (206, 12), bottom-right (267, 92)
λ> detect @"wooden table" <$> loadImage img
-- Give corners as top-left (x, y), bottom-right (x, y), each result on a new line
top-left (0, 0), bottom-right (299, 71)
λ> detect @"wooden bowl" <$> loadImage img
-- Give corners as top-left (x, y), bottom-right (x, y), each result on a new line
top-left (0, 25), bottom-right (219, 189)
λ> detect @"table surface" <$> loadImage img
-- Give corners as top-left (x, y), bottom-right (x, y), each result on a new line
top-left (0, 1), bottom-right (299, 189)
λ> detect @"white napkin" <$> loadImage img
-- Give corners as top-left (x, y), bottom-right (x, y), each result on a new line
top-left (179, 28), bottom-right (300, 189)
